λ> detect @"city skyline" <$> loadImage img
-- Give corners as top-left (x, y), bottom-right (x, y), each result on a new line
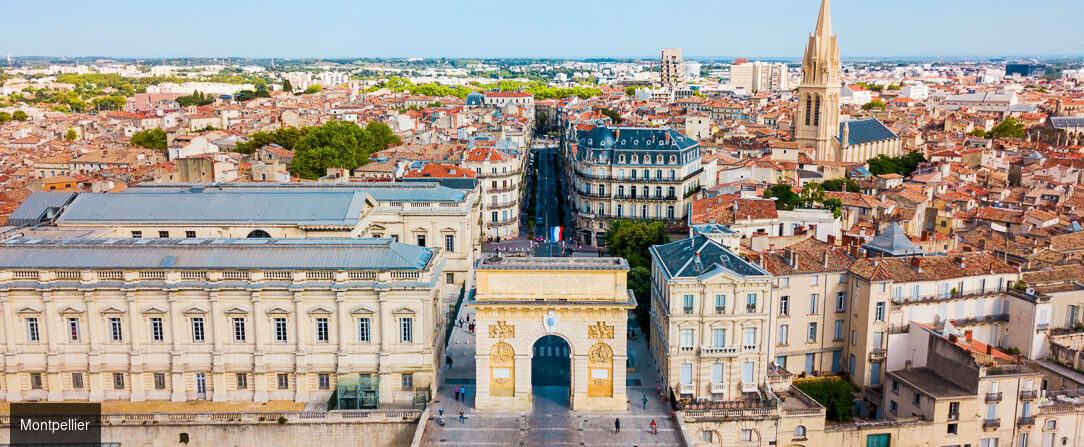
top-left (4, 0), bottom-right (1083, 60)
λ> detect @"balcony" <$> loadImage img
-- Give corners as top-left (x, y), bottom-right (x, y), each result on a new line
top-left (742, 344), bottom-right (758, 352)
top-left (680, 345), bottom-right (696, 353)
top-left (682, 306), bottom-right (694, 314)
top-left (948, 413), bottom-right (959, 421)
top-left (612, 194), bottom-right (678, 202)
top-left (714, 306), bottom-right (726, 314)
top-left (892, 287), bottom-right (1010, 305)
top-left (746, 304), bottom-right (758, 313)
top-left (487, 200), bottom-right (519, 210)
top-left (678, 382), bottom-right (696, 395)
top-left (983, 418), bottom-right (1000, 429)
top-left (700, 345), bottom-right (740, 357)
top-left (869, 349), bottom-right (886, 361)
top-left (577, 190), bottom-right (610, 199)
top-left (1020, 390), bottom-right (1038, 400)
top-left (488, 216), bottom-right (519, 226)
top-left (709, 383), bottom-right (726, 394)
top-left (488, 185), bottom-right (519, 193)
top-left (985, 392), bottom-right (1002, 402)
top-left (1018, 416), bottom-right (1034, 426)
top-left (740, 381), bottom-right (758, 393)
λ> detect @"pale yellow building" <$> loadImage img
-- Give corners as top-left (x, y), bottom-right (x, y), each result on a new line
top-left (0, 238), bottom-right (444, 407)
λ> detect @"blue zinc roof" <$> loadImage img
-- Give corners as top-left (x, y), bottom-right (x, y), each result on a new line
top-left (8, 192), bottom-right (77, 226)
top-left (0, 238), bottom-right (433, 271)
top-left (125, 182), bottom-right (465, 203)
top-left (839, 118), bottom-right (899, 146)
top-left (581, 126), bottom-right (698, 152)
top-left (650, 235), bottom-right (770, 279)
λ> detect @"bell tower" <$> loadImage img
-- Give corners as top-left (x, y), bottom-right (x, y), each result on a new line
top-left (794, 0), bottom-right (842, 161)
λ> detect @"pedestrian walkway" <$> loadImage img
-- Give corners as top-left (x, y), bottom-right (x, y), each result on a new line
top-left (420, 304), bottom-right (682, 446)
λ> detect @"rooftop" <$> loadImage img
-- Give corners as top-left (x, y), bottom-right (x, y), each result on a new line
top-left (475, 256), bottom-right (628, 271)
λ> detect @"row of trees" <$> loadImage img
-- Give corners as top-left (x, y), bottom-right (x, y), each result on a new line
top-left (177, 90), bottom-right (216, 107)
top-left (762, 182), bottom-right (843, 218)
top-left (968, 118), bottom-right (1026, 139)
top-left (235, 121), bottom-right (401, 180)
top-left (603, 220), bottom-right (668, 339)
top-left (364, 76), bottom-right (604, 101)
top-left (129, 128), bottom-right (167, 149)
top-left (866, 151), bottom-right (927, 176)
top-left (0, 110), bottom-right (28, 123)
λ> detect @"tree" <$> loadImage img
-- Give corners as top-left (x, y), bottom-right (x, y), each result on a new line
top-left (604, 220), bottom-right (669, 269)
top-left (968, 128), bottom-right (987, 138)
top-left (12, 110), bottom-right (28, 121)
top-left (799, 182), bottom-right (826, 208)
top-left (290, 121), bottom-right (374, 180)
top-left (822, 177), bottom-right (860, 193)
top-left (1008, 165), bottom-right (1022, 186)
top-left (282, 79), bottom-right (293, 92)
top-left (861, 99), bottom-right (886, 111)
top-left (130, 128), bottom-right (167, 149)
top-left (987, 118), bottom-right (1026, 139)
top-left (235, 127), bottom-right (306, 154)
top-left (64, 129), bottom-right (78, 141)
top-left (763, 184), bottom-right (800, 210)
top-left (867, 151), bottom-right (926, 176)
top-left (0, 112), bottom-right (10, 124)
top-left (795, 378), bottom-right (856, 422)
top-left (301, 85), bottom-right (323, 95)
top-left (177, 90), bottom-right (214, 107)
top-left (233, 89), bottom-right (271, 102)
top-left (823, 197), bottom-right (843, 219)
top-left (365, 121), bottom-right (402, 151)
top-left (628, 266), bottom-right (652, 338)
top-left (91, 95), bottom-right (126, 111)
top-left (597, 107), bottom-right (624, 124)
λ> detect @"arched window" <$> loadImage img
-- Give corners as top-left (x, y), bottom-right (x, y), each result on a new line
top-left (656, 154), bottom-right (663, 164)
top-left (669, 155), bottom-right (676, 164)
top-left (179, 433), bottom-right (190, 444)
top-left (247, 230), bottom-right (272, 238)
top-left (814, 95), bottom-right (821, 127)
top-left (795, 425), bottom-right (807, 437)
top-left (804, 94), bottom-right (812, 126)
top-left (618, 154), bottom-right (625, 163)
top-left (631, 155), bottom-right (638, 164)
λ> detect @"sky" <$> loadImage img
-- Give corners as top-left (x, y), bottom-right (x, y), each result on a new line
top-left (4, 0), bottom-right (1083, 60)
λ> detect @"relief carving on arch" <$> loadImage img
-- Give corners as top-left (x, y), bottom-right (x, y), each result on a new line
top-left (588, 342), bottom-right (613, 366)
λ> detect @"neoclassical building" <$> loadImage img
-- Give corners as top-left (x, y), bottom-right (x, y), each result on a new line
top-left (461, 146), bottom-right (522, 239)
top-left (568, 125), bottom-right (705, 246)
top-left (0, 238), bottom-right (445, 406)
top-left (648, 235), bottom-right (774, 401)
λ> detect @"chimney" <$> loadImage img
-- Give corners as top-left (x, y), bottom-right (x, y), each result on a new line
top-left (823, 250), bottom-right (830, 268)
top-left (827, 234), bottom-right (836, 245)
top-left (785, 247), bottom-right (797, 267)
top-left (964, 330), bottom-right (973, 342)
top-left (910, 256), bottom-right (923, 272)
top-left (921, 230), bottom-right (930, 242)
top-left (986, 344), bottom-right (992, 355)
top-left (954, 256), bottom-right (966, 268)
top-left (949, 333), bottom-right (958, 343)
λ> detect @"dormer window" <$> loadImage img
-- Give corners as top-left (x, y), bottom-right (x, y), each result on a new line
top-left (618, 155), bottom-right (625, 163)
top-left (657, 155), bottom-right (663, 164)
top-left (669, 155), bottom-right (677, 164)
top-left (631, 155), bottom-right (638, 164)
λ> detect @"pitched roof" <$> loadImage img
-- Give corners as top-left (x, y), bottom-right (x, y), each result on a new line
top-left (689, 195), bottom-right (777, 225)
top-left (849, 252), bottom-right (1017, 283)
top-left (839, 118), bottom-right (899, 146)
top-left (862, 222), bottom-right (924, 257)
top-left (758, 238), bottom-right (856, 275)
top-left (649, 235), bottom-right (771, 279)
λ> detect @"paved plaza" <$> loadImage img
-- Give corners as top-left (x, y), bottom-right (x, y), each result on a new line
top-left (420, 304), bottom-right (682, 447)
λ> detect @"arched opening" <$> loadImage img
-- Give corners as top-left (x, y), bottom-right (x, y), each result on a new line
top-left (246, 230), bottom-right (272, 238)
top-left (531, 334), bottom-right (571, 407)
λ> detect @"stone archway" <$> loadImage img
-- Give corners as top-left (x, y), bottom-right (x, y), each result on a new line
top-left (471, 257), bottom-right (633, 412)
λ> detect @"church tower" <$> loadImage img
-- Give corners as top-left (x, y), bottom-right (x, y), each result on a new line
top-left (795, 0), bottom-right (842, 161)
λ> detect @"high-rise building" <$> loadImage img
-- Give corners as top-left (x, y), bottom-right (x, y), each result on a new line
top-left (730, 61), bottom-right (789, 93)
top-left (794, 0), bottom-right (842, 161)
top-left (660, 48), bottom-right (686, 88)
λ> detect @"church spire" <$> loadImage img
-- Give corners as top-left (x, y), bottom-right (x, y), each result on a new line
top-left (815, 0), bottom-right (832, 38)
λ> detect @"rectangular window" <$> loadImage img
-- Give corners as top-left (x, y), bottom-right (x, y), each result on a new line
top-left (185, 230), bottom-right (196, 238)
top-left (913, 391), bottom-right (921, 405)
top-left (113, 373), bottom-right (125, 390)
top-left (357, 318), bottom-right (371, 342)
top-left (30, 373), bottom-right (43, 389)
top-left (711, 362), bottom-right (724, 384)
top-left (680, 363), bottom-right (693, 384)
top-left (875, 302), bottom-right (886, 322)
top-left (740, 429), bottom-right (752, 442)
top-left (949, 401), bottom-right (960, 420)
top-left (416, 235), bottom-right (426, 247)
top-left (401, 373), bottom-right (413, 390)
top-left (158, 230), bottom-right (169, 238)
top-left (316, 317), bottom-right (329, 343)
top-left (779, 277), bottom-right (789, 287)
top-left (836, 292), bottom-right (847, 312)
top-left (109, 317), bottom-right (123, 342)
top-left (980, 439), bottom-right (998, 447)
top-left (809, 294), bottom-right (819, 314)
top-left (893, 286), bottom-right (903, 300)
top-left (236, 373), bottom-right (247, 389)
top-left (778, 325), bottom-right (788, 345)
top-left (682, 294), bottom-right (694, 314)
top-left (274, 317), bottom-right (288, 342)
top-left (746, 293), bottom-right (757, 313)
top-left (807, 323), bottom-right (818, 342)
top-left (233, 317), bottom-right (246, 342)
top-left (851, 330), bottom-right (857, 346)
top-left (67, 318), bottom-right (80, 342)
top-left (319, 373), bottom-right (330, 390)
top-left (400, 318), bottom-right (413, 343)
top-left (834, 320), bottom-right (844, 341)
top-left (680, 329), bottom-right (694, 348)
top-left (72, 373), bottom-right (84, 389)
top-left (445, 234), bottom-right (455, 252)
top-left (131, 230), bottom-right (142, 238)
top-left (947, 423), bottom-right (958, 435)
top-left (811, 275), bottom-right (818, 285)
top-left (26, 317), bottom-right (40, 342)
top-left (446, 272), bottom-right (455, 284)
top-left (743, 327), bottom-right (756, 347)
top-left (277, 373), bottom-right (289, 389)
top-left (890, 400), bottom-right (897, 414)
top-left (150, 317), bottom-right (164, 342)
top-left (741, 362), bottom-right (755, 383)
top-left (712, 329), bottom-right (726, 348)
top-left (154, 373), bottom-right (166, 389)
top-left (779, 296), bottom-right (790, 316)
top-left (192, 317), bottom-right (205, 342)
top-left (714, 294), bottom-right (726, 314)
top-left (891, 379), bottom-right (899, 393)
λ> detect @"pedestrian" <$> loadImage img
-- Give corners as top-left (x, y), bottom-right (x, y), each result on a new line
top-left (446, 355), bottom-right (453, 368)
top-left (439, 413), bottom-right (446, 426)
top-left (614, 418), bottom-right (620, 433)
top-left (656, 385), bottom-right (663, 400)
top-left (454, 385), bottom-right (461, 401)
top-left (650, 419), bottom-right (657, 434)
top-left (458, 318), bottom-right (463, 328)
top-left (438, 408), bottom-right (444, 417)
top-left (458, 409), bottom-right (465, 423)
top-left (642, 394), bottom-right (648, 409)
top-left (469, 322), bottom-right (475, 334)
